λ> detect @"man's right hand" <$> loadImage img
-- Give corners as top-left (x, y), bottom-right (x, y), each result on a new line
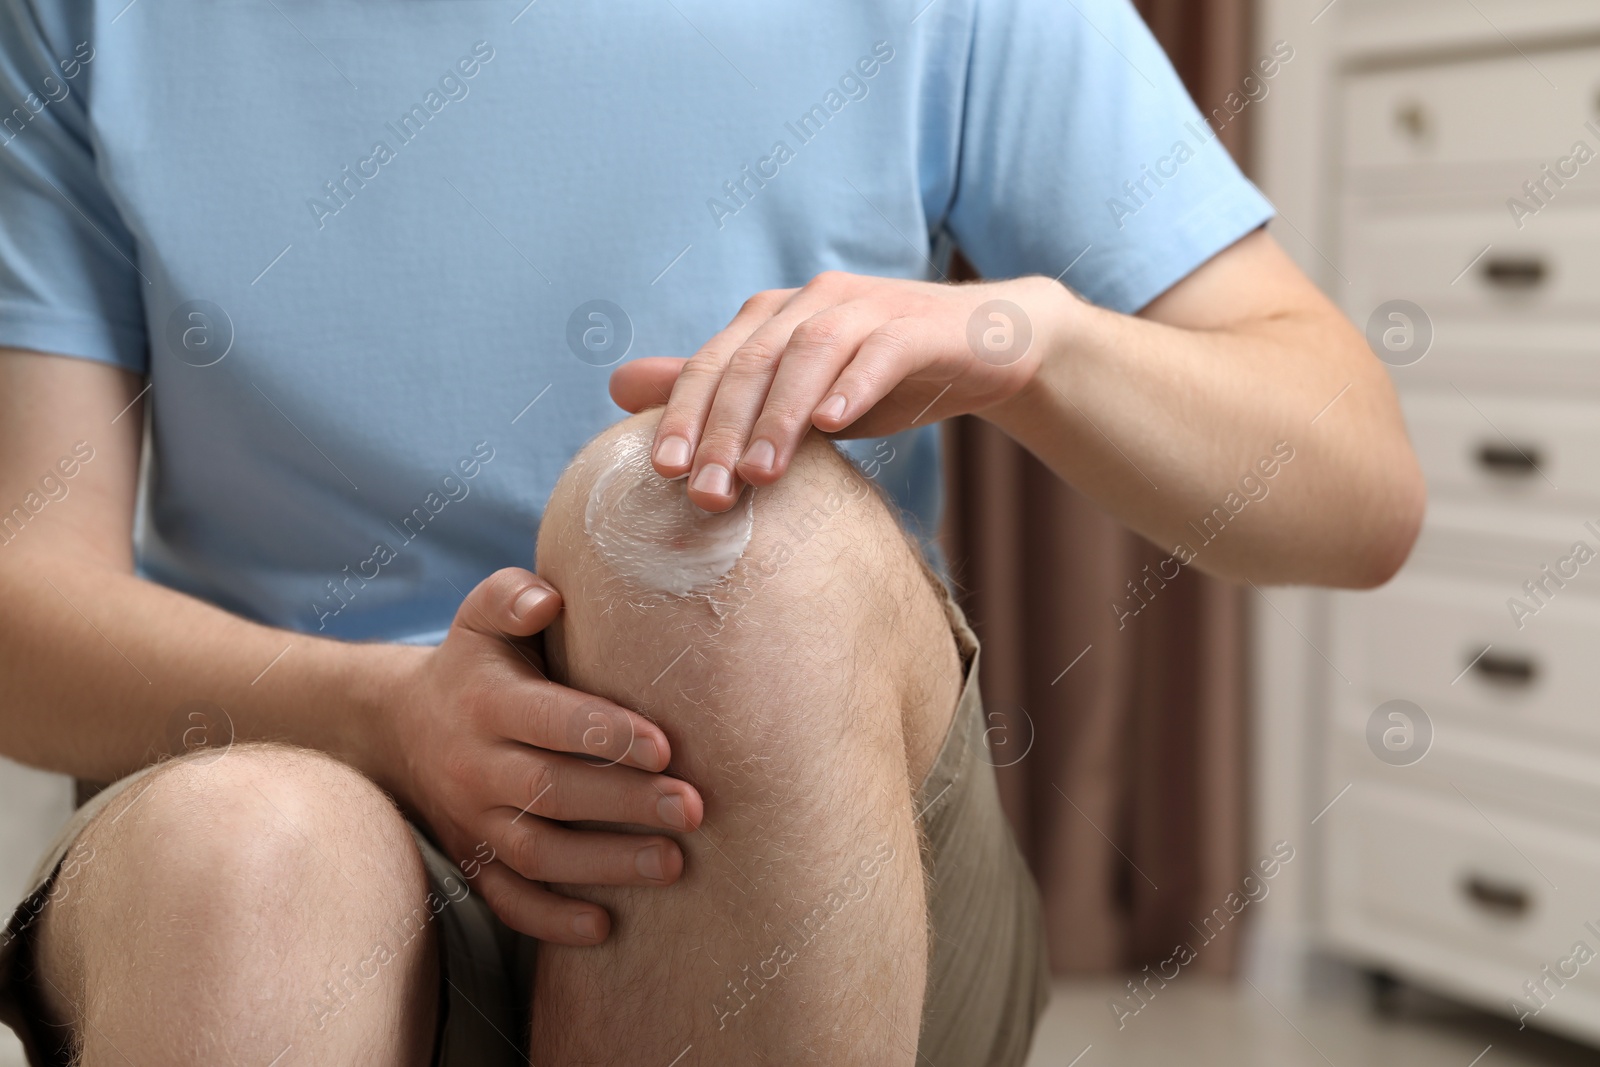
top-left (380, 567), bottom-right (704, 945)
top-left (0, 349), bottom-right (700, 947)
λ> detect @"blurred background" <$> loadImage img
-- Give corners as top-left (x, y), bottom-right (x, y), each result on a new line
top-left (940, 0), bottom-right (1600, 1063)
top-left (5, 0), bottom-right (1600, 1064)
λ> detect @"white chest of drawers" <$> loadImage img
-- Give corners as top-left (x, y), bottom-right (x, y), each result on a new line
top-left (1251, 0), bottom-right (1600, 1046)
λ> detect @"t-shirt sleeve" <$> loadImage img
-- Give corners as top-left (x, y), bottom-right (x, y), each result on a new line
top-left (938, 0), bottom-right (1276, 314)
top-left (0, 0), bottom-right (146, 371)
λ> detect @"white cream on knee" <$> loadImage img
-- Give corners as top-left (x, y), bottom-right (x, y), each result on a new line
top-left (583, 430), bottom-right (754, 597)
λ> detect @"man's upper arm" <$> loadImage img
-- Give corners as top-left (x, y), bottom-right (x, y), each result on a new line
top-left (0, 349), bottom-right (143, 569)
top-left (938, 0), bottom-right (1276, 314)
top-left (1136, 228), bottom-right (1343, 333)
top-left (0, 3), bottom-right (147, 567)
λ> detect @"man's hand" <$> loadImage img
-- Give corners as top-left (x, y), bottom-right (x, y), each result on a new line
top-left (610, 271), bottom-right (1069, 512)
top-left (610, 234), bottom-right (1425, 587)
top-left (382, 567), bottom-right (705, 945)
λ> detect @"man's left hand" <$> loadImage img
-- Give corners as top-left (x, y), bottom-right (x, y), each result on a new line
top-left (609, 271), bottom-right (1071, 512)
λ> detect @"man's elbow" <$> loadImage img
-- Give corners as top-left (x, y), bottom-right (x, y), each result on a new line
top-left (1342, 458), bottom-right (1427, 590)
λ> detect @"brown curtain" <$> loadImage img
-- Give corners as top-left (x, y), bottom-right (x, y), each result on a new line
top-left (939, 0), bottom-right (1253, 977)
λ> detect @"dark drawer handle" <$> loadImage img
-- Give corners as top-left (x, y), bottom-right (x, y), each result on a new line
top-left (1395, 102), bottom-right (1430, 141)
top-left (1482, 257), bottom-right (1548, 288)
top-left (1462, 874), bottom-right (1532, 918)
top-left (1476, 442), bottom-right (1544, 476)
top-left (1472, 651), bottom-right (1538, 686)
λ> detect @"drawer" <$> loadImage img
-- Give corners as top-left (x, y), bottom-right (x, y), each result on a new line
top-left (1411, 497), bottom-right (1600, 579)
top-left (1343, 46), bottom-right (1600, 172)
top-left (1330, 569), bottom-right (1600, 752)
top-left (1383, 333), bottom-right (1600, 393)
top-left (1344, 202), bottom-right (1600, 326)
top-left (1326, 699), bottom-right (1600, 833)
top-left (1339, 2), bottom-right (1600, 65)
top-left (1401, 389), bottom-right (1600, 508)
top-left (1323, 779), bottom-right (1600, 1042)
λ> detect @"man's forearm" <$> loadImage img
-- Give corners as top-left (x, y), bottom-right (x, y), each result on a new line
top-left (0, 549), bottom-right (421, 786)
top-left (988, 286), bottom-right (1424, 587)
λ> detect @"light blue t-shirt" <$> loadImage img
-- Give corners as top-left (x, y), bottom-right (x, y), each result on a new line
top-left (0, 0), bottom-right (1272, 644)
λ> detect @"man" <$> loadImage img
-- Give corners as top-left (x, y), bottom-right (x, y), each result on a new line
top-left (0, 0), bottom-right (1424, 1063)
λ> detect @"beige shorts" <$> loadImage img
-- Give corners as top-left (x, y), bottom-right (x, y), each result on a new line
top-left (0, 600), bottom-right (1048, 1065)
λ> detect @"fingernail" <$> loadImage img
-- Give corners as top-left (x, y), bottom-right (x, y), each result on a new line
top-left (629, 736), bottom-right (663, 769)
top-left (816, 393), bottom-right (848, 422)
top-left (742, 438), bottom-right (776, 473)
top-left (572, 912), bottom-right (601, 941)
top-left (655, 435), bottom-right (691, 468)
top-left (657, 793), bottom-right (689, 830)
top-left (513, 585), bottom-right (553, 620)
top-left (635, 844), bottom-right (668, 882)
top-left (690, 464), bottom-right (731, 497)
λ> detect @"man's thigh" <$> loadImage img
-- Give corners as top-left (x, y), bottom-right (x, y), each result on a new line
top-left (531, 413), bottom-right (940, 1063)
top-left (0, 748), bottom-right (484, 1067)
top-left (431, 581), bottom-right (1049, 1067)
top-left (441, 597), bottom-right (1051, 1067)
top-left (521, 411), bottom-right (1048, 1065)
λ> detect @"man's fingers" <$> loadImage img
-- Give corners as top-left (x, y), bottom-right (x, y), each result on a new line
top-left (609, 357), bottom-right (687, 413)
top-left (683, 293), bottom-right (847, 509)
top-left (735, 306), bottom-right (871, 487)
top-left (452, 567), bottom-right (562, 640)
top-left (484, 685), bottom-right (671, 772)
top-left (650, 288), bottom-right (794, 481)
top-left (488, 812), bottom-right (687, 891)
top-left (485, 745), bottom-right (703, 831)
top-left (813, 318), bottom-right (931, 433)
top-left (472, 861), bottom-right (614, 945)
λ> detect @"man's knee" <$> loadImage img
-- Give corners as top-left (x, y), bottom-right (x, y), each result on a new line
top-left (536, 408), bottom-right (947, 675)
top-left (79, 743), bottom-right (416, 885)
top-left (536, 409), bottom-right (960, 781)
top-left (38, 744), bottom-right (429, 1006)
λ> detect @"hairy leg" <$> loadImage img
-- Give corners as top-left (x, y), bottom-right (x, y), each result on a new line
top-left (35, 744), bottom-right (439, 1066)
top-left (532, 410), bottom-right (961, 1064)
